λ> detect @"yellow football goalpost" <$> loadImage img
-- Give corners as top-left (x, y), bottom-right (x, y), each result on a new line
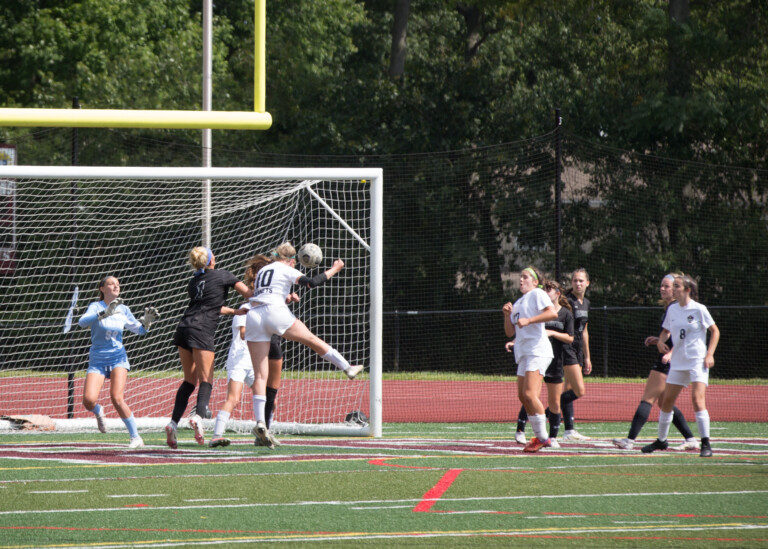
top-left (0, 0), bottom-right (271, 130)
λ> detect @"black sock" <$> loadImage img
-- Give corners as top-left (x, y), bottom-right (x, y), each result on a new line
top-left (672, 406), bottom-right (695, 440)
top-left (265, 387), bottom-right (279, 428)
top-left (628, 401), bottom-right (652, 440)
top-left (195, 382), bottom-right (213, 419)
top-left (702, 436), bottom-right (710, 446)
top-left (547, 408), bottom-right (561, 439)
top-left (171, 381), bottom-right (196, 424)
top-left (516, 405), bottom-right (528, 433)
top-left (560, 390), bottom-right (578, 431)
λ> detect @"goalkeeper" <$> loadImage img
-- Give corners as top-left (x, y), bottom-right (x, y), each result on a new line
top-left (78, 276), bottom-right (159, 449)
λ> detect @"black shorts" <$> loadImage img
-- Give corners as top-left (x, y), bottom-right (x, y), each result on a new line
top-left (173, 325), bottom-right (215, 352)
top-left (544, 360), bottom-right (564, 384)
top-left (268, 334), bottom-right (283, 360)
top-left (650, 359), bottom-right (671, 375)
top-left (563, 346), bottom-right (581, 367)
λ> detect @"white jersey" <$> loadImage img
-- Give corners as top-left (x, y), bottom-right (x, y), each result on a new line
top-left (250, 261), bottom-right (303, 306)
top-left (225, 302), bottom-right (252, 371)
top-left (511, 288), bottom-right (554, 363)
top-left (662, 300), bottom-right (715, 371)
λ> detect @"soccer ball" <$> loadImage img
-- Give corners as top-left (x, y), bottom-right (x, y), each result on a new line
top-left (298, 243), bottom-right (323, 269)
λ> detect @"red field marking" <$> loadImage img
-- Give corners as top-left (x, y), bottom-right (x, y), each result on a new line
top-left (413, 468), bottom-right (464, 512)
top-left (2, 378), bottom-right (765, 422)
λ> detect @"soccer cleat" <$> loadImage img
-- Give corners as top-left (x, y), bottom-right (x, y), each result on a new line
top-left (267, 431), bottom-right (281, 447)
top-left (641, 438), bottom-right (669, 453)
top-left (189, 414), bottom-right (205, 445)
top-left (563, 430), bottom-right (591, 441)
top-left (345, 365), bottom-right (364, 380)
top-left (209, 437), bottom-right (231, 448)
top-left (672, 438), bottom-right (699, 451)
top-left (514, 431), bottom-right (527, 445)
top-left (252, 421), bottom-right (274, 450)
top-left (165, 424), bottom-right (178, 450)
top-left (523, 437), bottom-right (550, 453)
top-left (548, 438), bottom-right (561, 449)
top-left (612, 438), bottom-right (634, 450)
top-left (96, 408), bottom-right (107, 434)
top-left (700, 443), bottom-right (713, 458)
top-left (128, 436), bottom-right (144, 449)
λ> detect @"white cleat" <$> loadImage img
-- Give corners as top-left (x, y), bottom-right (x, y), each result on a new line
top-left (563, 430), bottom-right (591, 441)
top-left (165, 423), bottom-right (178, 450)
top-left (128, 436), bottom-right (145, 449)
top-left (514, 431), bottom-right (527, 445)
top-left (345, 365), bottom-right (364, 380)
top-left (548, 438), bottom-right (561, 449)
top-left (96, 409), bottom-right (107, 433)
top-left (672, 438), bottom-right (699, 451)
top-left (189, 414), bottom-right (205, 445)
top-left (252, 421), bottom-right (274, 450)
top-left (612, 437), bottom-right (634, 450)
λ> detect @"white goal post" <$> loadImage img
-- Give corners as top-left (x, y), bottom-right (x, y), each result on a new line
top-left (0, 166), bottom-right (383, 438)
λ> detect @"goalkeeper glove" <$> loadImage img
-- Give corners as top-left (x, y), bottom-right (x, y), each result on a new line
top-left (98, 298), bottom-right (123, 319)
top-left (140, 306), bottom-right (160, 330)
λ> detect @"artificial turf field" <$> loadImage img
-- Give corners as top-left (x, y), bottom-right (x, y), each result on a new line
top-left (1, 422), bottom-right (767, 548)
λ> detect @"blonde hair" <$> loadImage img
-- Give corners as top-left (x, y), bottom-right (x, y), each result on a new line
top-left (658, 271), bottom-right (684, 306)
top-left (189, 246), bottom-right (212, 271)
top-left (243, 254), bottom-right (273, 289)
top-left (271, 242), bottom-right (296, 261)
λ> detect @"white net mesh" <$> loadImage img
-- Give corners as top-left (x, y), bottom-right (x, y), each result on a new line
top-left (0, 168), bottom-right (381, 435)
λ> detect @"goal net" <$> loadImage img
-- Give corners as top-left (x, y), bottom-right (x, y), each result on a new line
top-left (0, 166), bottom-right (383, 437)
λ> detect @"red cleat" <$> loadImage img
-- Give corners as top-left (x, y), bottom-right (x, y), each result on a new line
top-left (523, 437), bottom-right (550, 453)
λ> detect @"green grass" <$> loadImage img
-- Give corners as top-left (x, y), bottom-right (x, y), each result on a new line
top-left (1, 422), bottom-right (767, 548)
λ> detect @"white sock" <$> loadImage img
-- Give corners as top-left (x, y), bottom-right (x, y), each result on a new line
top-left (213, 410), bottom-right (230, 438)
top-left (253, 395), bottom-right (267, 423)
top-left (657, 410), bottom-right (673, 442)
top-left (322, 347), bottom-right (350, 371)
top-left (529, 413), bottom-right (549, 441)
top-left (695, 410), bottom-right (710, 439)
top-left (92, 404), bottom-right (102, 416)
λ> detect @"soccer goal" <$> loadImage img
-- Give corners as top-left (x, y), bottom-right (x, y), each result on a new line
top-left (0, 166), bottom-right (382, 437)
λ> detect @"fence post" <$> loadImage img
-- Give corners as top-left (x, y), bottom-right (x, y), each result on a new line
top-left (603, 305), bottom-right (609, 377)
top-left (66, 96), bottom-right (80, 419)
top-left (393, 311), bottom-right (400, 372)
top-left (554, 108), bottom-right (563, 282)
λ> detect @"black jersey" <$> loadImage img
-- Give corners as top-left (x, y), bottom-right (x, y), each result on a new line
top-left (651, 301), bottom-right (676, 370)
top-left (566, 292), bottom-right (590, 355)
top-left (545, 306), bottom-right (574, 370)
top-left (177, 269), bottom-right (240, 334)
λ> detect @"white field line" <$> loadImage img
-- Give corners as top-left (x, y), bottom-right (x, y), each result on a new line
top-left (28, 490), bottom-right (89, 494)
top-left (17, 524), bottom-right (768, 549)
top-left (0, 490), bottom-right (765, 516)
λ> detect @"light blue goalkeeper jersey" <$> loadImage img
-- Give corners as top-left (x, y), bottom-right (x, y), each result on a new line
top-left (78, 301), bottom-right (147, 367)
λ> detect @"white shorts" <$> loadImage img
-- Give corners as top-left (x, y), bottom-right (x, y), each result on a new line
top-left (666, 365), bottom-right (710, 387)
top-left (227, 362), bottom-right (255, 387)
top-left (245, 303), bottom-right (296, 342)
top-left (516, 355), bottom-right (551, 377)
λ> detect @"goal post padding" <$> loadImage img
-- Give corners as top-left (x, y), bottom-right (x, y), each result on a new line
top-left (0, 166), bottom-right (383, 437)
